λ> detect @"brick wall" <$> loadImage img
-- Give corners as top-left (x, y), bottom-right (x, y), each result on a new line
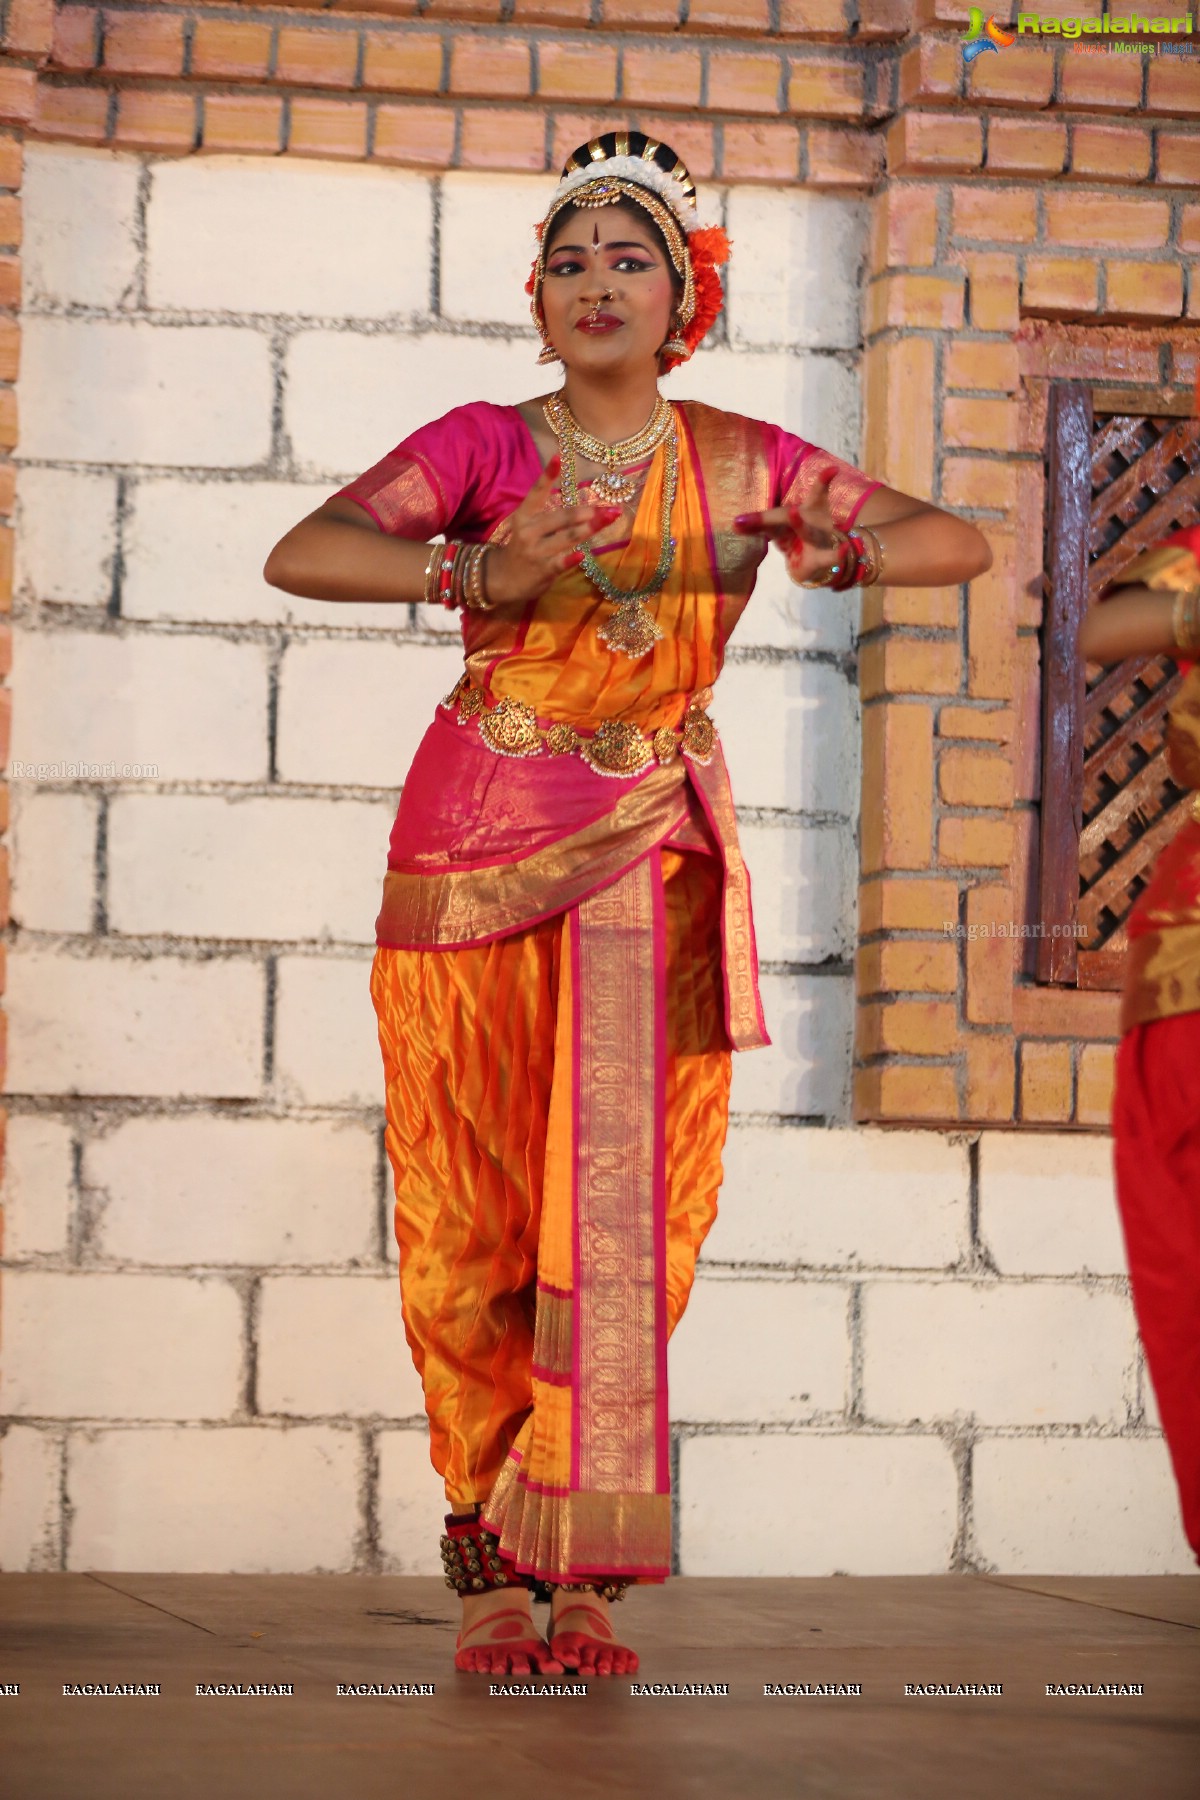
top-left (0, 0), bottom-right (1197, 1577)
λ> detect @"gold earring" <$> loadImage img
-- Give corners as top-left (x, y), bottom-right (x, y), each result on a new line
top-left (662, 321), bottom-right (690, 359)
top-left (537, 340), bottom-right (561, 365)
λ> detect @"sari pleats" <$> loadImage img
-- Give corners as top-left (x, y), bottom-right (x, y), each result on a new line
top-left (369, 848), bottom-right (731, 1554)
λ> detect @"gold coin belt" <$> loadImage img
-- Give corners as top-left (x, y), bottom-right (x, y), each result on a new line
top-left (442, 674), bottom-right (716, 777)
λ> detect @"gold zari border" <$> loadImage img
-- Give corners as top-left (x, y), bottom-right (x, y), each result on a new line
top-left (375, 759), bottom-right (689, 948)
top-left (482, 1465), bottom-right (671, 1583)
top-left (1121, 922), bottom-right (1200, 1032)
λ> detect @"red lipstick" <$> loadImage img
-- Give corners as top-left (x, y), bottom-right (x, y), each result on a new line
top-left (575, 311), bottom-right (623, 334)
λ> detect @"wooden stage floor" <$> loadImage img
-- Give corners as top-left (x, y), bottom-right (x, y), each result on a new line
top-left (1, 1574), bottom-right (1197, 1798)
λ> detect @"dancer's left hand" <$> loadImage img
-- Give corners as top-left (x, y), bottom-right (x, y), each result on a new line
top-left (732, 465), bottom-right (843, 585)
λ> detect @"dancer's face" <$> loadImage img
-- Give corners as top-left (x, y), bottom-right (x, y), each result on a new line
top-left (540, 202), bottom-right (680, 378)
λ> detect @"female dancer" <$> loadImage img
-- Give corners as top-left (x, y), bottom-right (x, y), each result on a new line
top-left (265, 132), bottom-right (992, 1678)
top-left (1078, 522), bottom-right (1200, 1570)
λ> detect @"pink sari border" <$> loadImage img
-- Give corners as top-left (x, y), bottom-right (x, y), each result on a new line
top-left (650, 848), bottom-right (671, 1490)
top-left (569, 901), bottom-right (584, 1496)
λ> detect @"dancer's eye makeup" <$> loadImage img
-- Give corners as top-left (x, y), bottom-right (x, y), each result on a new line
top-left (546, 241), bottom-right (661, 277)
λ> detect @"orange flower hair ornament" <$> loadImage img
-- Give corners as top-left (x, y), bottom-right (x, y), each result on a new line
top-left (525, 135), bottom-right (731, 371)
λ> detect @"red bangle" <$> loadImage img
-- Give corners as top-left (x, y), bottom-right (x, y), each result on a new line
top-left (437, 544), bottom-right (457, 609)
top-left (829, 537), bottom-right (862, 591)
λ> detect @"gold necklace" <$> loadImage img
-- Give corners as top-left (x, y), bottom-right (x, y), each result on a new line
top-left (544, 392), bottom-right (674, 506)
top-left (554, 399), bottom-right (678, 660)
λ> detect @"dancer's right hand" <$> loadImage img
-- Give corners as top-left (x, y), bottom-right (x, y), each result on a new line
top-left (485, 456), bottom-right (621, 605)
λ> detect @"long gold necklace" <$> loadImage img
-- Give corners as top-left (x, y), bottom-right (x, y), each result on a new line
top-left (544, 392), bottom-right (674, 506)
top-left (551, 395), bottom-right (678, 660)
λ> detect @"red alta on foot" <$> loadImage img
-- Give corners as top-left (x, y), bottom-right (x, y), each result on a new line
top-left (454, 1607), bottom-right (565, 1676)
top-left (549, 1600), bottom-right (639, 1677)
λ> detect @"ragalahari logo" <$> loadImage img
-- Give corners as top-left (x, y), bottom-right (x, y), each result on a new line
top-left (962, 8), bottom-right (1017, 60)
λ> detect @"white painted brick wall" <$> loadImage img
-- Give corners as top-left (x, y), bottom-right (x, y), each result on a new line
top-left (377, 1428), bottom-right (447, 1575)
top-left (738, 819), bottom-right (856, 964)
top-left (6, 146), bottom-right (1181, 1579)
top-left (20, 318), bottom-right (273, 468)
top-left (12, 630), bottom-right (269, 784)
top-left (728, 548), bottom-right (855, 654)
top-left (439, 172), bottom-right (546, 329)
top-left (23, 146), bottom-right (141, 310)
top-left (84, 1117), bottom-right (378, 1268)
top-left (257, 1276), bottom-right (425, 1418)
top-left (978, 1132), bottom-right (1127, 1277)
top-left (729, 972), bottom-right (854, 1120)
top-left (973, 1438), bottom-right (1196, 1575)
top-left (67, 1426), bottom-right (361, 1572)
top-left (287, 328), bottom-right (539, 478)
top-left (0, 1424), bottom-right (63, 1571)
top-left (706, 1125), bottom-right (969, 1269)
top-left (9, 789), bottom-right (97, 933)
top-left (718, 660), bottom-right (857, 816)
top-left (121, 477), bottom-right (415, 632)
top-left (680, 1433), bottom-right (958, 1575)
top-left (862, 1281), bottom-right (1135, 1428)
top-left (0, 1114), bottom-right (75, 1259)
top-left (669, 1276), bottom-right (849, 1423)
top-left (722, 188), bottom-right (868, 352)
top-left (148, 158), bottom-right (433, 319)
top-left (7, 949), bottom-right (264, 1098)
top-left (0, 1273), bottom-right (242, 1419)
top-left (106, 794), bottom-right (388, 942)
top-left (275, 639), bottom-right (464, 788)
top-left (15, 467), bottom-right (119, 607)
top-left (273, 953), bottom-right (381, 1108)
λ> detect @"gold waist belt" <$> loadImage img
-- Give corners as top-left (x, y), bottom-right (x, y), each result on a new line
top-left (441, 674), bottom-right (717, 779)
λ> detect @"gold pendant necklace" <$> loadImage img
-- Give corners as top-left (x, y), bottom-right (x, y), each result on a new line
top-left (544, 393), bottom-right (674, 509)
top-left (552, 396), bottom-right (679, 661)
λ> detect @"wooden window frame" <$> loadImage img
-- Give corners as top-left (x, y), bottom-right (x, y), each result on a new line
top-left (1037, 382), bottom-right (1199, 988)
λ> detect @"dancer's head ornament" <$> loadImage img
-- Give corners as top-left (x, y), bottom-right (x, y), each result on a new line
top-left (526, 129), bottom-right (731, 371)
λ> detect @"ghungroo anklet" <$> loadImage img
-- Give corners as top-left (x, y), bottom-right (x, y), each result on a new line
top-left (543, 1578), bottom-right (633, 1603)
top-left (439, 1513), bottom-right (526, 1594)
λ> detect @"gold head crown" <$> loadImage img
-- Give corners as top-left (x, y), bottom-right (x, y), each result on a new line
top-left (529, 131), bottom-right (700, 344)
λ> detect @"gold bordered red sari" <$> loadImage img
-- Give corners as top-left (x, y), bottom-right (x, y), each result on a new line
top-left (341, 398), bottom-right (880, 1583)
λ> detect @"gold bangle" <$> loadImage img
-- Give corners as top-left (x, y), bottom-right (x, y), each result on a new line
top-left (856, 524), bottom-right (885, 587)
top-left (1172, 586), bottom-right (1200, 655)
top-left (460, 543), bottom-right (499, 612)
top-left (423, 543), bottom-right (441, 605)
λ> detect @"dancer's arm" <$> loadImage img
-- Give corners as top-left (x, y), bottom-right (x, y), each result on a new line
top-left (263, 496), bottom-right (435, 604)
top-left (263, 460), bottom-right (617, 606)
top-left (733, 470), bottom-right (991, 587)
top-left (1077, 585), bottom-right (1179, 665)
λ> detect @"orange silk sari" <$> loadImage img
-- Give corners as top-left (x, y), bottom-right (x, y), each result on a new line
top-left (350, 400), bottom-right (880, 1583)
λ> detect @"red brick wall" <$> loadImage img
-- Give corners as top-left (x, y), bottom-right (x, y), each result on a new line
top-left (0, 0), bottom-right (1197, 1164)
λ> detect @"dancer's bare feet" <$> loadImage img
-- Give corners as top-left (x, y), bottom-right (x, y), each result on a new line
top-left (455, 1588), bottom-right (564, 1676)
top-left (548, 1592), bottom-right (639, 1677)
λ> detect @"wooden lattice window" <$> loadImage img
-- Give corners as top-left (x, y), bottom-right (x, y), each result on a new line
top-left (1038, 384), bottom-right (1200, 988)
